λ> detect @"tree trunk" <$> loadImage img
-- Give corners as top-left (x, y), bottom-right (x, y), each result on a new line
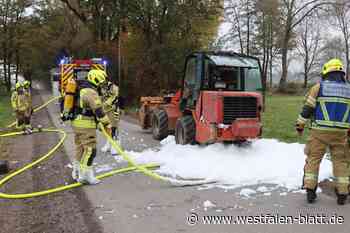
top-left (246, 14), bottom-right (250, 56)
top-left (269, 56), bottom-right (273, 88)
top-left (304, 73), bottom-right (308, 88)
top-left (7, 62), bottom-right (11, 91)
top-left (304, 44), bottom-right (309, 88)
top-left (345, 42), bottom-right (349, 80)
top-left (3, 50), bottom-right (11, 91)
top-left (279, 47), bottom-right (288, 91)
top-left (279, 33), bottom-right (290, 91)
top-left (15, 48), bottom-right (19, 83)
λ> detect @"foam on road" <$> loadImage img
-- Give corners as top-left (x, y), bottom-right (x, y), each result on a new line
top-left (129, 137), bottom-right (332, 190)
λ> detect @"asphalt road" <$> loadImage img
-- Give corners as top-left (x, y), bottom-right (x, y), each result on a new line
top-left (41, 88), bottom-right (350, 233)
top-left (0, 91), bottom-right (103, 233)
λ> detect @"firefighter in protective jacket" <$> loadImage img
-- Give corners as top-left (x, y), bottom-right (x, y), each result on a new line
top-left (296, 58), bottom-right (350, 205)
top-left (11, 81), bottom-right (33, 133)
top-left (71, 69), bottom-right (111, 185)
top-left (100, 79), bottom-right (120, 156)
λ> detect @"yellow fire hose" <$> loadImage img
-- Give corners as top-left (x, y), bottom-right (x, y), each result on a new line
top-left (0, 128), bottom-right (158, 199)
top-left (0, 96), bottom-right (215, 199)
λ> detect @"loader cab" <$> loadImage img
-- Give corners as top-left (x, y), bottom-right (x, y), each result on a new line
top-left (181, 52), bottom-right (263, 109)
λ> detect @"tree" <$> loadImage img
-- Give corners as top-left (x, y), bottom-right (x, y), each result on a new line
top-left (332, 0), bottom-right (350, 78)
top-left (124, 0), bottom-right (222, 98)
top-left (0, 0), bottom-right (222, 102)
top-left (254, 0), bottom-right (282, 89)
top-left (278, 0), bottom-right (334, 91)
top-left (223, 0), bottom-right (256, 55)
top-left (59, 0), bottom-right (124, 42)
top-left (0, 0), bottom-right (32, 90)
top-left (296, 14), bottom-right (321, 87)
top-left (320, 36), bottom-right (345, 63)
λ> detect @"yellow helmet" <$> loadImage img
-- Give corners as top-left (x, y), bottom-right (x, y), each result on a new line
top-left (23, 80), bottom-right (30, 88)
top-left (15, 82), bottom-right (22, 90)
top-left (321, 58), bottom-right (345, 76)
top-left (87, 69), bottom-right (107, 87)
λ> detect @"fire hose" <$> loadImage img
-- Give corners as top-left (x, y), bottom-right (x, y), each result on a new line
top-left (0, 96), bottom-right (215, 199)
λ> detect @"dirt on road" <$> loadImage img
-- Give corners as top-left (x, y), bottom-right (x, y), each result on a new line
top-left (0, 91), bottom-right (103, 233)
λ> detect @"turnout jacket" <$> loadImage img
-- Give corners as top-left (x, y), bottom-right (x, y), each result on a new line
top-left (297, 79), bottom-right (350, 131)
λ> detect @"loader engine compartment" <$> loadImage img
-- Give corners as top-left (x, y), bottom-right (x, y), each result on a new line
top-left (222, 96), bottom-right (258, 124)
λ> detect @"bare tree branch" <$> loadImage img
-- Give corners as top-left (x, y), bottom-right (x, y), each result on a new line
top-left (59, 0), bottom-right (87, 24)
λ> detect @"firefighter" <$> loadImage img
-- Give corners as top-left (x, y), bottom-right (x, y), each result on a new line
top-left (22, 80), bottom-right (33, 128)
top-left (296, 58), bottom-right (350, 205)
top-left (100, 79), bottom-right (120, 156)
top-left (71, 69), bottom-right (111, 185)
top-left (11, 82), bottom-right (32, 134)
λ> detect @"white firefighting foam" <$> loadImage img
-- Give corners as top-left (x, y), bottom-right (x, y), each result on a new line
top-left (129, 136), bottom-right (333, 190)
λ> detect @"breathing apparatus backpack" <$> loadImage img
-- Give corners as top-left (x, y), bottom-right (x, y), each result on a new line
top-left (61, 77), bottom-right (98, 122)
top-left (61, 77), bottom-right (78, 121)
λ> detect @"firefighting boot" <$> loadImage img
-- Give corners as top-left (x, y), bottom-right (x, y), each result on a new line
top-left (24, 128), bottom-right (32, 135)
top-left (111, 137), bottom-right (119, 156)
top-left (71, 160), bottom-right (80, 181)
top-left (335, 189), bottom-right (348, 205)
top-left (111, 130), bottom-right (121, 156)
top-left (78, 167), bottom-right (100, 185)
top-left (111, 144), bottom-right (118, 156)
top-left (306, 188), bottom-right (317, 203)
top-left (24, 125), bottom-right (33, 134)
top-left (101, 141), bottom-right (111, 153)
top-left (37, 124), bottom-right (43, 132)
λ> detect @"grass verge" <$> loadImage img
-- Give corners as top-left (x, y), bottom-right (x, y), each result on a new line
top-left (262, 94), bottom-right (308, 143)
top-left (0, 94), bottom-right (13, 128)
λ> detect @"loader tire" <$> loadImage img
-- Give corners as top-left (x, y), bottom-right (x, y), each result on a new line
top-left (0, 160), bottom-right (9, 175)
top-left (151, 109), bottom-right (168, 140)
top-left (175, 115), bottom-right (195, 145)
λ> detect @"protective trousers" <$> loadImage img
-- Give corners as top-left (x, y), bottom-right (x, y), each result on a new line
top-left (24, 108), bottom-right (32, 128)
top-left (15, 111), bottom-right (26, 129)
top-left (73, 127), bottom-right (97, 171)
top-left (303, 129), bottom-right (350, 194)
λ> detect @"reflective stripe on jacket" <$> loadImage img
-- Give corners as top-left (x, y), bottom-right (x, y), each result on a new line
top-left (72, 115), bottom-right (96, 128)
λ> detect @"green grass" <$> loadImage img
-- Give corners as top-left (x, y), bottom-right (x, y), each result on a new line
top-left (262, 95), bottom-right (308, 143)
top-left (0, 94), bottom-right (13, 128)
top-left (0, 93), bottom-right (12, 160)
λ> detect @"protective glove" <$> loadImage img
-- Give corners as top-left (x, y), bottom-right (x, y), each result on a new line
top-left (295, 123), bottom-right (304, 136)
top-left (61, 111), bottom-right (72, 121)
top-left (105, 125), bottom-right (112, 137)
top-left (98, 123), bottom-right (112, 136)
top-left (60, 113), bottom-right (67, 121)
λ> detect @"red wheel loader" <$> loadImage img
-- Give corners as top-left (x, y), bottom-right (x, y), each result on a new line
top-left (138, 51), bottom-right (264, 145)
